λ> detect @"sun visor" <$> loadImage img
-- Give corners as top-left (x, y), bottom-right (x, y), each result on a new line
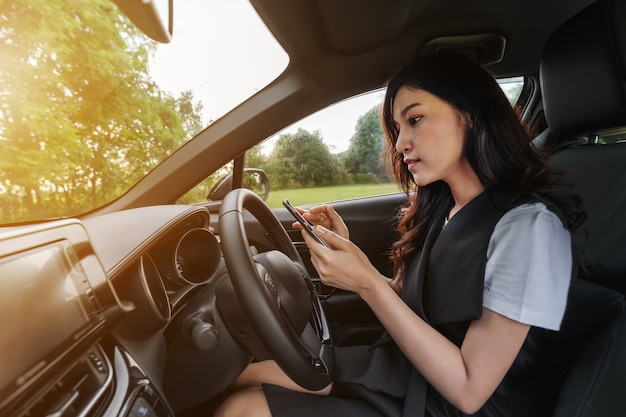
top-left (316, 0), bottom-right (416, 53)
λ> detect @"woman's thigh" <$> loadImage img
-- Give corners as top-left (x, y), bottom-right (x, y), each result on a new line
top-left (215, 361), bottom-right (332, 417)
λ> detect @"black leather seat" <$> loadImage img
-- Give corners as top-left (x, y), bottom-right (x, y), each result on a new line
top-left (535, 0), bottom-right (626, 415)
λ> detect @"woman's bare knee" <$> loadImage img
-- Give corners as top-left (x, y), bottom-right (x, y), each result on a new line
top-left (232, 360), bottom-right (332, 395)
top-left (231, 360), bottom-right (284, 389)
top-left (214, 388), bottom-right (271, 417)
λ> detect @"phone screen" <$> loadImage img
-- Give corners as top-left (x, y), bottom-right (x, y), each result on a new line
top-left (283, 199), bottom-right (330, 248)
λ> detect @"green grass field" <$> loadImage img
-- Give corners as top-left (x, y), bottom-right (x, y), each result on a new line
top-left (266, 183), bottom-right (401, 208)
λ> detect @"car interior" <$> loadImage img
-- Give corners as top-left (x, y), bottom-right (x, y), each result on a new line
top-left (1, 0), bottom-right (626, 416)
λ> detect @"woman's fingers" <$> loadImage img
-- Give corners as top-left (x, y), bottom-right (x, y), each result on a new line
top-left (301, 204), bottom-right (349, 239)
top-left (326, 205), bottom-right (349, 238)
top-left (302, 226), bottom-right (380, 294)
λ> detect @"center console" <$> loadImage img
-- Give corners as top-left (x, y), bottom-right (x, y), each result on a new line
top-left (0, 219), bottom-right (174, 417)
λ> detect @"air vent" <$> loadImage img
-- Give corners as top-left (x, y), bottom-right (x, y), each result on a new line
top-left (23, 347), bottom-right (111, 417)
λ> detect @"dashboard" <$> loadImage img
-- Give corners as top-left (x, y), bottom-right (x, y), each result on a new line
top-left (0, 204), bottom-right (254, 417)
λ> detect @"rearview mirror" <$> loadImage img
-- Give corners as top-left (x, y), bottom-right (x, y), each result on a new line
top-left (113, 0), bottom-right (173, 43)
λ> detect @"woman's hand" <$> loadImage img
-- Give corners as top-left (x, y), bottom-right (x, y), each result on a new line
top-left (301, 224), bottom-right (384, 294)
top-left (293, 204), bottom-right (349, 240)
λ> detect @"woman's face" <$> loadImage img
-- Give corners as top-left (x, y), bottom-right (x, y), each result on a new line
top-left (393, 86), bottom-right (472, 188)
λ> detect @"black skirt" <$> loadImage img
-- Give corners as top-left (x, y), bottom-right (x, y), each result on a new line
top-left (263, 381), bottom-right (403, 417)
top-left (262, 343), bottom-right (470, 417)
top-left (263, 382), bottom-right (465, 417)
top-left (263, 344), bottom-right (407, 417)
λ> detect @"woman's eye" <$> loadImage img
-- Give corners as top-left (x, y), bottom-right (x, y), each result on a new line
top-left (408, 116), bottom-right (422, 125)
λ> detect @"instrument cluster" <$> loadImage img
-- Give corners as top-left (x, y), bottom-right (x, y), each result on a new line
top-left (114, 225), bottom-right (225, 334)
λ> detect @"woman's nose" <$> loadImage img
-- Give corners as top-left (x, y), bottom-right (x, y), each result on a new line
top-left (395, 131), bottom-right (411, 154)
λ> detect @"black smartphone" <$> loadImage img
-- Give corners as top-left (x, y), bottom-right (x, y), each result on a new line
top-left (283, 199), bottom-right (331, 248)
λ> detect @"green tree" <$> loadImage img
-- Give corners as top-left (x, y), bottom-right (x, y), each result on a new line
top-left (175, 90), bottom-right (205, 137)
top-left (267, 128), bottom-right (339, 188)
top-left (245, 144), bottom-right (268, 170)
top-left (343, 104), bottom-right (386, 182)
top-left (0, 0), bottom-right (202, 222)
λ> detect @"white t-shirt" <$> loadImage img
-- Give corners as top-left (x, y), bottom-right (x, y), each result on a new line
top-left (483, 202), bottom-right (572, 331)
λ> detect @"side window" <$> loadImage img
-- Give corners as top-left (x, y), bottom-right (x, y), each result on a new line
top-left (498, 76), bottom-right (524, 105)
top-left (247, 89), bottom-right (399, 208)
top-left (598, 131), bottom-right (626, 144)
top-left (180, 78), bottom-right (527, 208)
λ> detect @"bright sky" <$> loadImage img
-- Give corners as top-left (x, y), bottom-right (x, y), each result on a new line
top-left (267, 90), bottom-right (385, 154)
top-left (149, 0), bottom-right (383, 154)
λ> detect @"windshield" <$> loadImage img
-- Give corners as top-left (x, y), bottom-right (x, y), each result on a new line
top-left (0, 0), bottom-right (287, 224)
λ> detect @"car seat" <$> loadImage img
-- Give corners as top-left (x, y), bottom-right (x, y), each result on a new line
top-left (534, 0), bottom-right (626, 415)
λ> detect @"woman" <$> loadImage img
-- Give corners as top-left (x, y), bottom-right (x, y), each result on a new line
top-left (215, 52), bottom-right (581, 417)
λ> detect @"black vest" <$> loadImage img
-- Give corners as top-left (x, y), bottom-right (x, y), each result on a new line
top-left (397, 189), bottom-right (567, 417)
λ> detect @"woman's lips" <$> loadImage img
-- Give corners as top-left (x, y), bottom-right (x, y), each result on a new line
top-left (405, 158), bottom-right (419, 171)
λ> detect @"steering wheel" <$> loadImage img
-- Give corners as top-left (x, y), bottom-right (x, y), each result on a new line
top-left (219, 188), bottom-right (334, 390)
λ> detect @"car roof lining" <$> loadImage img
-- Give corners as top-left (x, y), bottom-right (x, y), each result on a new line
top-left (251, 0), bottom-right (597, 94)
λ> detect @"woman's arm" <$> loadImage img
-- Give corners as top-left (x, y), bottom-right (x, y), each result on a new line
top-left (363, 280), bottom-right (529, 414)
top-left (303, 226), bottom-right (529, 414)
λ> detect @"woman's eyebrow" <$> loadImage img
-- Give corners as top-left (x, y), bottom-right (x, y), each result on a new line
top-left (400, 102), bottom-right (422, 118)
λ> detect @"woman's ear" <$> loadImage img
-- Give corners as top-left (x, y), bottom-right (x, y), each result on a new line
top-left (458, 110), bottom-right (472, 130)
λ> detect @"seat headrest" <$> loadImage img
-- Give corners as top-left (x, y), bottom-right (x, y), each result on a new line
top-left (540, 0), bottom-right (626, 136)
